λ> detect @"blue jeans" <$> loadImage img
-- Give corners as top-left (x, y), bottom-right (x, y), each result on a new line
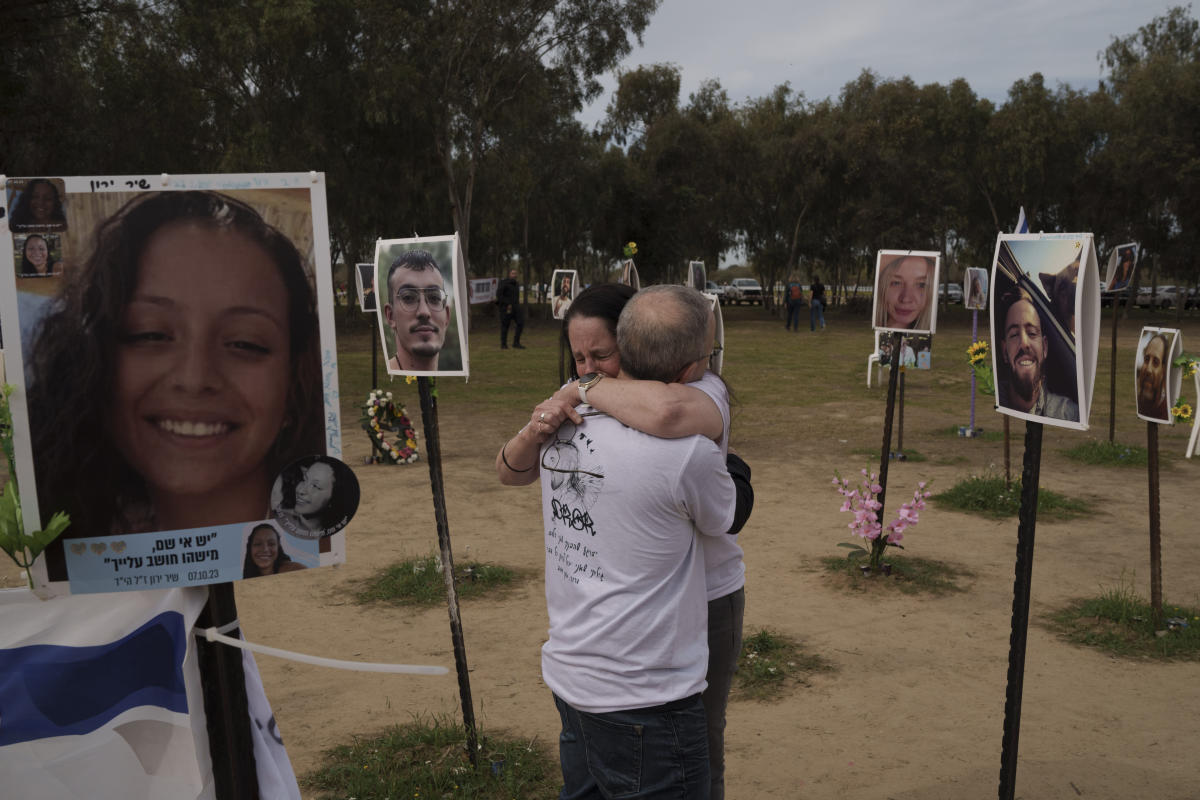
top-left (702, 588), bottom-right (744, 800)
top-left (785, 300), bottom-right (802, 330)
top-left (810, 298), bottom-right (825, 330)
top-left (553, 693), bottom-right (711, 799)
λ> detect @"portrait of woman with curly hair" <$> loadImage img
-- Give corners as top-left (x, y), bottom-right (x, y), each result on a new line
top-left (24, 189), bottom-right (327, 581)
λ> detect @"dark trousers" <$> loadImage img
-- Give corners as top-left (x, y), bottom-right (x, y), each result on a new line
top-left (501, 307), bottom-right (524, 346)
top-left (702, 587), bottom-right (744, 800)
top-left (554, 693), bottom-right (710, 799)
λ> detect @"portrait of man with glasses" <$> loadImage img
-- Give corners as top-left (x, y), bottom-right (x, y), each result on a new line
top-left (379, 244), bottom-right (463, 374)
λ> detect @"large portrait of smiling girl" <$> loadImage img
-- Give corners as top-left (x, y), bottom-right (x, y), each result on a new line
top-left (1, 175), bottom-right (346, 592)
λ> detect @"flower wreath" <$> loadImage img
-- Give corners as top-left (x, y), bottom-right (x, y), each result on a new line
top-left (361, 389), bottom-right (419, 464)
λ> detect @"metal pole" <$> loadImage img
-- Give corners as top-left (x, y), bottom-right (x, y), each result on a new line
top-left (897, 371), bottom-right (905, 454)
top-left (998, 420), bottom-right (1043, 800)
top-left (1148, 422), bottom-right (1163, 629)
top-left (196, 583), bottom-right (259, 800)
top-left (416, 378), bottom-right (479, 764)
top-left (876, 332), bottom-right (904, 528)
top-left (970, 309), bottom-right (978, 432)
top-left (1004, 416), bottom-right (1011, 487)
top-left (371, 329), bottom-right (378, 390)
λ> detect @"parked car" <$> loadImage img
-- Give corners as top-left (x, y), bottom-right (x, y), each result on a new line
top-left (939, 283), bottom-right (964, 304)
top-left (730, 277), bottom-right (763, 305)
top-left (704, 280), bottom-right (727, 304)
top-left (1136, 285), bottom-right (1177, 309)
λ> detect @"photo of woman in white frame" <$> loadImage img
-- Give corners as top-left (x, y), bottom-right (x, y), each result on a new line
top-left (872, 250), bottom-right (940, 334)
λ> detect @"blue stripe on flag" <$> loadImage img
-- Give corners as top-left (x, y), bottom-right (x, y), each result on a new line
top-left (0, 611), bottom-right (189, 746)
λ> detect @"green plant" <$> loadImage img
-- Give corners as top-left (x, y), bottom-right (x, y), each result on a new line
top-left (0, 385), bottom-right (70, 588)
top-left (932, 475), bottom-right (1089, 520)
top-left (820, 554), bottom-right (970, 595)
top-left (303, 716), bottom-right (559, 800)
top-left (1048, 580), bottom-right (1200, 660)
top-left (734, 629), bottom-right (830, 701)
top-left (357, 554), bottom-right (520, 606)
top-left (1062, 439), bottom-right (1148, 467)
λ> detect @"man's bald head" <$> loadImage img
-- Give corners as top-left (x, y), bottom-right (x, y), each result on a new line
top-left (617, 285), bottom-right (712, 382)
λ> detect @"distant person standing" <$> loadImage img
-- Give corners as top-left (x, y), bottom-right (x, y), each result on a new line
top-left (784, 275), bottom-right (804, 331)
top-left (497, 268), bottom-right (525, 349)
top-left (810, 275), bottom-right (826, 331)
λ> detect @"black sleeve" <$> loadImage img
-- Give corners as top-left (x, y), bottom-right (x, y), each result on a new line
top-left (725, 452), bottom-right (754, 535)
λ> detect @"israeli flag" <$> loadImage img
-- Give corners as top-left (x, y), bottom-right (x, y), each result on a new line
top-left (1015, 207), bottom-right (1029, 234)
top-left (0, 587), bottom-right (212, 799)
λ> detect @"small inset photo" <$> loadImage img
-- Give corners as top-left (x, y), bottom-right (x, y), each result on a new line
top-left (1134, 327), bottom-right (1182, 425)
top-left (688, 260), bottom-right (705, 290)
top-left (552, 269), bottom-right (580, 319)
top-left (242, 520), bottom-right (314, 579)
top-left (6, 177), bottom-right (68, 232)
top-left (14, 232), bottom-right (64, 277)
top-left (270, 455), bottom-right (361, 539)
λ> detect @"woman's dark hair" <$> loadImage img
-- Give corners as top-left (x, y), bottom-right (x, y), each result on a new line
top-left (31, 190), bottom-right (325, 576)
top-left (562, 284), bottom-right (637, 379)
top-left (11, 178), bottom-right (67, 228)
top-left (19, 234), bottom-right (52, 275)
top-left (242, 523), bottom-right (293, 578)
top-left (278, 456), bottom-right (358, 532)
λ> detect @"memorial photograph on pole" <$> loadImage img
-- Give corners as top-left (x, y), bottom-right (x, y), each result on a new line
top-left (688, 260), bottom-right (705, 290)
top-left (989, 233), bottom-right (1100, 431)
top-left (0, 173), bottom-right (349, 595)
top-left (355, 261), bottom-right (376, 312)
top-left (1134, 327), bottom-right (1182, 424)
top-left (872, 250), bottom-right (941, 335)
top-left (551, 268), bottom-right (580, 319)
top-left (374, 234), bottom-right (468, 377)
top-left (1104, 242), bottom-right (1138, 292)
top-left (965, 266), bottom-right (989, 310)
top-left (618, 259), bottom-right (640, 289)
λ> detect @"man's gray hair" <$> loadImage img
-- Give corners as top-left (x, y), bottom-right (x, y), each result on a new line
top-left (617, 285), bottom-right (712, 382)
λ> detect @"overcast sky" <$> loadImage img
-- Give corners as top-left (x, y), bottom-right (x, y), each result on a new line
top-left (578, 0), bottom-right (1175, 127)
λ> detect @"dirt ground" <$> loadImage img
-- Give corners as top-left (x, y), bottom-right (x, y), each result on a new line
top-left (234, 343), bottom-right (1199, 800)
top-left (5, 308), bottom-right (1199, 799)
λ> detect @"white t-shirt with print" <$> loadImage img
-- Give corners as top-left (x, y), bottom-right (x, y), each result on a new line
top-left (539, 411), bottom-right (735, 713)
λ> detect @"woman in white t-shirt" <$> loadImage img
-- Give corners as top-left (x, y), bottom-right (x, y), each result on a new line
top-left (496, 283), bottom-right (752, 800)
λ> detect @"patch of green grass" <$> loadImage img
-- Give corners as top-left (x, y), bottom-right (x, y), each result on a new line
top-left (819, 554), bottom-right (970, 595)
top-left (303, 716), bottom-right (559, 800)
top-left (1048, 581), bottom-right (1200, 660)
top-left (1062, 439), bottom-right (1148, 467)
top-left (932, 475), bottom-right (1090, 520)
top-left (734, 628), bottom-right (832, 701)
top-left (357, 554), bottom-right (522, 606)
